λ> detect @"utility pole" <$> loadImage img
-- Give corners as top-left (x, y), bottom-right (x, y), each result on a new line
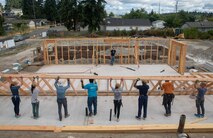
top-left (175, 0), bottom-right (179, 13)
top-left (158, 1), bottom-right (160, 14)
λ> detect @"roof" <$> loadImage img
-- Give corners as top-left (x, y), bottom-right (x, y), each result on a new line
top-left (185, 21), bottom-right (213, 28)
top-left (105, 18), bottom-right (151, 26)
top-left (152, 20), bottom-right (166, 24)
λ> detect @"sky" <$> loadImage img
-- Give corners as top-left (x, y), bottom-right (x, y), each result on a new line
top-left (0, 0), bottom-right (212, 15)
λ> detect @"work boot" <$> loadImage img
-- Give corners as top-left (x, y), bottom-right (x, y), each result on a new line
top-left (65, 114), bottom-right (70, 118)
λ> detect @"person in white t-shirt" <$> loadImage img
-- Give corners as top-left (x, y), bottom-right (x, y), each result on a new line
top-left (31, 77), bottom-right (40, 119)
top-left (110, 78), bottom-right (124, 122)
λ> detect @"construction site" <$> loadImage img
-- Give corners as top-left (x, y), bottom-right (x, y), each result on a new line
top-left (0, 37), bottom-right (213, 137)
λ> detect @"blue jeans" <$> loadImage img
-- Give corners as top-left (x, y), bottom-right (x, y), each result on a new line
top-left (57, 98), bottom-right (68, 120)
top-left (138, 96), bottom-right (148, 118)
top-left (111, 56), bottom-right (115, 65)
top-left (11, 96), bottom-right (20, 115)
top-left (32, 101), bottom-right (39, 118)
top-left (87, 97), bottom-right (97, 115)
top-left (196, 98), bottom-right (205, 115)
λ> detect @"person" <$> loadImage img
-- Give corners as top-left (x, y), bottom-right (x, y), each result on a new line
top-left (81, 79), bottom-right (98, 116)
top-left (134, 78), bottom-right (150, 120)
top-left (110, 48), bottom-right (116, 65)
top-left (10, 77), bottom-right (23, 118)
top-left (31, 76), bottom-right (40, 119)
top-left (194, 80), bottom-right (207, 118)
top-left (160, 80), bottom-right (175, 117)
top-left (110, 78), bottom-right (124, 122)
top-left (54, 76), bottom-right (70, 121)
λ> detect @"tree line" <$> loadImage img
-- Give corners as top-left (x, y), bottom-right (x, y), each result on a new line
top-left (1, 0), bottom-right (213, 35)
top-left (3, 0), bottom-right (107, 33)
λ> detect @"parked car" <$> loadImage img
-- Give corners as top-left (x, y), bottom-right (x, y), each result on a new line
top-left (13, 35), bottom-right (24, 42)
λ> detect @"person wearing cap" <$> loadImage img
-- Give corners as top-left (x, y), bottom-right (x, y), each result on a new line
top-left (31, 76), bottom-right (40, 119)
top-left (194, 80), bottom-right (207, 118)
top-left (110, 78), bottom-right (124, 122)
top-left (134, 78), bottom-right (150, 120)
top-left (54, 76), bottom-right (70, 121)
top-left (81, 79), bottom-right (98, 116)
top-left (10, 77), bottom-right (23, 118)
top-left (160, 80), bottom-right (175, 117)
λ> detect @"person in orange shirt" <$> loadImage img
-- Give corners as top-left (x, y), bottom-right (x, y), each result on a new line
top-left (160, 80), bottom-right (175, 117)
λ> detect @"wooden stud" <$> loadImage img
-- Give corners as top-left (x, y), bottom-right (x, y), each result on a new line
top-left (74, 45), bottom-right (76, 64)
top-left (156, 46), bottom-right (159, 64)
top-left (68, 46), bottom-right (70, 64)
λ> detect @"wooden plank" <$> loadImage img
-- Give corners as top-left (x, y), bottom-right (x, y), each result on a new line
top-left (0, 125), bottom-right (57, 132)
top-left (68, 46), bottom-right (70, 63)
top-left (156, 46), bottom-right (159, 64)
top-left (54, 43), bottom-right (58, 64)
top-left (74, 44), bottom-right (76, 64)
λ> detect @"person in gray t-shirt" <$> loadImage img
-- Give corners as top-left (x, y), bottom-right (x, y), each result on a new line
top-left (110, 78), bottom-right (124, 122)
top-left (31, 76), bottom-right (40, 119)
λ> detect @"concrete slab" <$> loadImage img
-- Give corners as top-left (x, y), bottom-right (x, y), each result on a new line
top-left (0, 96), bottom-right (213, 126)
top-left (36, 64), bottom-right (180, 76)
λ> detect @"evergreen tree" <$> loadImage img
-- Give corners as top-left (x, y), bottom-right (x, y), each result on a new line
top-left (80, 0), bottom-right (106, 33)
top-left (60, 0), bottom-right (80, 31)
top-left (5, 0), bottom-right (22, 10)
top-left (0, 15), bottom-right (5, 35)
top-left (44, 0), bottom-right (57, 22)
top-left (109, 12), bottom-right (114, 17)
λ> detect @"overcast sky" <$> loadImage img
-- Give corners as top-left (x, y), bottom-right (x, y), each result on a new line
top-left (0, 0), bottom-right (212, 15)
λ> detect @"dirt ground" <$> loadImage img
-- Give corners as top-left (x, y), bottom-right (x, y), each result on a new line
top-left (0, 40), bottom-right (42, 72)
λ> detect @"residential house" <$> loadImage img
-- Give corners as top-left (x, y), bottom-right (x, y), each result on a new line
top-left (181, 21), bottom-right (213, 32)
top-left (104, 18), bottom-right (152, 31)
top-left (33, 19), bottom-right (48, 26)
top-left (10, 8), bottom-right (23, 16)
top-left (152, 20), bottom-right (165, 29)
top-left (3, 18), bottom-right (48, 30)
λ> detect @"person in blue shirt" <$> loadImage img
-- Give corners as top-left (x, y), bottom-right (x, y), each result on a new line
top-left (194, 80), bottom-right (207, 118)
top-left (81, 79), bottom-right (98, 116)
top-left (54, 76), bottom-right (70, 121)
top-left (10, 77), bottom-right (23, 118)
top-left (134, 78), bottom-right (150, 120)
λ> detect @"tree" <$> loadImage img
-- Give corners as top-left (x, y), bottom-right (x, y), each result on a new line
top-left (22, 0), bottom-right (45, 19)
top-left (80, 0), bottom-right (107, 33)
top-left (123, 8), bottom-right (148, 19)
top-left (60, 0), bottom-right (80, 31)
top-left (44, 0), bottom-right (57, 22)
top-left (109, 12), bottom-right (114, 17)
top-left (5, 0), bottom-right (22, 10)
top-left (0, 15), bottom-right (5, 35)
top-left (149, 10), bottom-right (160, 22)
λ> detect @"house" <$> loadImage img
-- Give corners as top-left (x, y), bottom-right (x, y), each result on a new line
top-left (10, 8), bottom-right (23, 16)
top-left (181, 21), bottom-right (213, 32)
top-left (3, 18), bottom-right (48, 31)
top-left (104, 18), bottom-right (152, 31)
top-left (33, 19), bottom-right (48, 26)
top-left (152, 20), bottom-right (165, 29)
